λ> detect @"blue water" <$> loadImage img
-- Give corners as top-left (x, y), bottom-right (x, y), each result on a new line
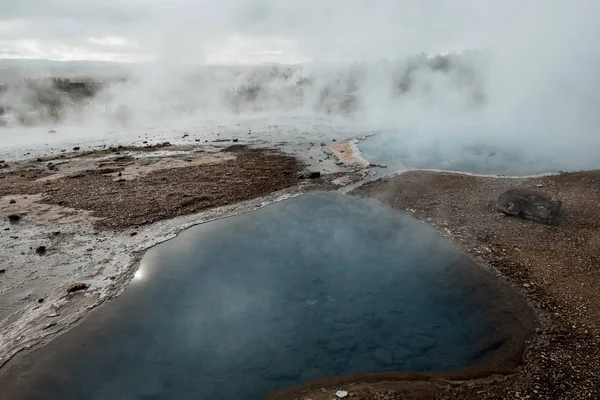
top-left (0, 193), bottom-right (526, 399)
top-left (359, 131), bottom-right (566, 176)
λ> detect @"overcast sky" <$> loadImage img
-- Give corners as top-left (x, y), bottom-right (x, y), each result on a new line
top-left (0, 0), bottom-right (598, 64)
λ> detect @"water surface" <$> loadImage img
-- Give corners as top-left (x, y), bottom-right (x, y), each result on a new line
top-left (1, 193), bottom-right (528, 399)
top-left (359, 131), bottom-right (569, 176)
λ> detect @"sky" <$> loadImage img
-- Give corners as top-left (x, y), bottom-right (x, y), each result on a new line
top-left (1, 1), bottom-right (600, 174)
top-left (1, 0), bottom-right (597, 64)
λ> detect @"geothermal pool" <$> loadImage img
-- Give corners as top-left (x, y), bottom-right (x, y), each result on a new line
top-left (359, 131), bottom-right (568, 175)
top-left (0, 193), bottom-right (530, 399)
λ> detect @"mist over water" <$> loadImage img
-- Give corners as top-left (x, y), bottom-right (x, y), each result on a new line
top-left (0, 193), bottom-right (532, 400)
top-left (1, 1), bottom-right (600, 172)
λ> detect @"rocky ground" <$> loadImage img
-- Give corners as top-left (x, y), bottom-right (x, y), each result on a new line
top-left (0, 141), bottom-right (368, 370)
top-left (2, 137), bottom-right (599, 400)
top-left (276, 170), bottom-right (600, 400)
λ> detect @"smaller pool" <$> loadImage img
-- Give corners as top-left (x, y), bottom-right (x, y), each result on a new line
top-left (359, 131), bottom-right (569, 176)
top-left (0, 193), bottom-right (532, 400)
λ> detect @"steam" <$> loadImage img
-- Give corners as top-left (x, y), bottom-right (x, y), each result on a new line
top-left (1, 0), bottom-right (599, 172)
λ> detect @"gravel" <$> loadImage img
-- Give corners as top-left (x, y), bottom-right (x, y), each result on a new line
top-left (334, 170), bottom-right (600, 400)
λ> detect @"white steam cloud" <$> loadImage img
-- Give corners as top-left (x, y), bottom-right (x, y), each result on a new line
top-left (1, 0), bottom-right (599, 172)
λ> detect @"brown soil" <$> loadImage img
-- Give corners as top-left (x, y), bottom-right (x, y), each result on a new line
top-left (277, 170), bottom-right (600, 400)
top-left (0, 145), bottom-right (303, 229)
top-left (330, 140), bottom-right (369, 167)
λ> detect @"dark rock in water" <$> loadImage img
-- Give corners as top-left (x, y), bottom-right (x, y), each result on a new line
top-left (8, 214), bottom-right (20, 223)
top-left (9, 199), bottom-right (16, 204)
top-left (0, 269), bottom-right (6, 274)
top-left (36, 246), bottom-right (47, 255)
top-left (298, 171), bottom-right (321, 180)
top-left (496, 189), bottom-right (561, 225)
top-left (73, 147), bottom-right (80, 151)
top-left (47, 163), bottom-right (56, 171)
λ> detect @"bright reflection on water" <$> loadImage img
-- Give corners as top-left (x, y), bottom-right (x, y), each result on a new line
top-left (0, 193), bottom-right (527, 400)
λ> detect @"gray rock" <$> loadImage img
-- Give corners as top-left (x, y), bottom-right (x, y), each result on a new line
top-left (496, 189), bottom-right (561, 225)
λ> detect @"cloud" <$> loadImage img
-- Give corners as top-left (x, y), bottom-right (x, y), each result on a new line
top-left (1, 0), bottom-right (596, 64)
top-left (1, 0), bottom-right (600, 174)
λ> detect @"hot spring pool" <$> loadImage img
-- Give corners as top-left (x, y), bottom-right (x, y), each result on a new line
top-left (358, 131), bottom-right (568, 176)
top-left (0, 192), bottom-right (532, 399)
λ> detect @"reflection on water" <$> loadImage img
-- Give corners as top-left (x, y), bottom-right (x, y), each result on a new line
top-left (0, 193), bottom-right (526, 400)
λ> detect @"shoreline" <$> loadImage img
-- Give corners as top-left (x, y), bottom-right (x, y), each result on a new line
top-left (1, 140), bottom-right (598, 399)
top-left (0, 142), bottom-right (367, 369)
top-left (289, 169), bottom-right (598, 400)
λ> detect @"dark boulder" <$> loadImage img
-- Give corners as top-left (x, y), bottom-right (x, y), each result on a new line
top-left (298, 171), bottom-right (321, 180)
top-left (496, 189), bottom-right (561, 225)
top-left (67, 282), bottom-right (89, 293)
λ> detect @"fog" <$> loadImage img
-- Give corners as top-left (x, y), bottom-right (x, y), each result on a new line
top-left (1, 0), bottom-right (600, 172)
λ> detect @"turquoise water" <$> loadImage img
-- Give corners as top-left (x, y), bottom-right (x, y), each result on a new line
top-left (0, 193), bottom-right (526, 399)
top-left (359, 131), bottom-right (566, 175)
